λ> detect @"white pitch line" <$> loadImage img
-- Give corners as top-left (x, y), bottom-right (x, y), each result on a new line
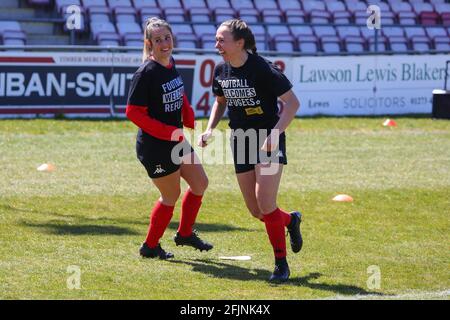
top-left (324, 289), bottom-right (450, 300)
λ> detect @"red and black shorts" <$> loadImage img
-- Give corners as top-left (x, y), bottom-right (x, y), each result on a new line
top-left (136, 131), bottom-right (193, 179)
top-left (230, 129), bottom-right (287, 174)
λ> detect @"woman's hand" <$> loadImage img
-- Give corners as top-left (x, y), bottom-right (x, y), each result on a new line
top-left (198, 128), bottom-right (213, 147)
top-left (261, 131), bottom-right (279, 152)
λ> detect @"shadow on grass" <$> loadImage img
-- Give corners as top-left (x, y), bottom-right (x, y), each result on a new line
top-left (167, 222), bottom-right (252, 233)
top-left (3, 204), bottom-right (253, 233)
top-left (21, 221), bottom-right (139, 236)
top-left (168, 258), bottom-right (271, 282)
top-left (167, 259), bottom-right (385, 296)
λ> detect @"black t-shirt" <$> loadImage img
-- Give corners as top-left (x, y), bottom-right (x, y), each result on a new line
top-left (212, 53), bottom-right (292, 130)
top-left (127, 58), bottom-right (184, 128)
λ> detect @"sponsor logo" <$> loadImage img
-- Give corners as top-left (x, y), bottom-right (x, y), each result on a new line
top-left (153, 165), bottom-right (166, 175)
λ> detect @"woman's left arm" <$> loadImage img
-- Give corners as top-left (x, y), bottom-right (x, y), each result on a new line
top-left (261, 89), bottom-right (300, 152)
top-left (273, 89), bottom-right (300, 133)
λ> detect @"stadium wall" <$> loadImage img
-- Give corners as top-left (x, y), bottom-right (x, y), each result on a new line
top-left (0, 52), bottom-right (448, 118)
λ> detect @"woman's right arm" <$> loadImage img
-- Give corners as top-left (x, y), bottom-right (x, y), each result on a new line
top-left (198, 95), bottom-right (227, 147)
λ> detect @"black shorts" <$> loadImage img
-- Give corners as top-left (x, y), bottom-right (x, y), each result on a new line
top-left (136, 131), bottom-right (193, 179)
top-left (230, 129), bottom-right (287, 174)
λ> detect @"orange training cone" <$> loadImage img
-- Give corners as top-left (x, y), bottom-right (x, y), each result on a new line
top-left (37, 163), bottom-right (56, 172)
top-left (332, 194), bottom-right (353, 202)
top-left (383, 119), bottom-right (397, 127)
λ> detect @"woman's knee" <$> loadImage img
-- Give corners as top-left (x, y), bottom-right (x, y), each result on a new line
top-left (256, 195), bottom-right (276, 214)
top-left (160, 187), bottom-right (181, 205)
top-left (190, 175), bottom-right (209, 195)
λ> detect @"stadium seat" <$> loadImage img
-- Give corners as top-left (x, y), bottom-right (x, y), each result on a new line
top-left (434, 36), bottom-right (450, 51)
top-left (87, 5), bottom-right (111, 23)
top-left (158, 0), bottom-right (183, 9)
top-left (182, 0), bottom-right (207, 10)
top-left (206, 0), bottom-right (231, 11)
top-left (90, 21), bottom-right (117, 40)
top-left (359, 26), bottom-right (387, 52)
top-left (189, 7), bottom-right (211, 22)
top-left (290, 25), bottom-right (314, 37)
top-left (343, 36), bottom-right (366, 53)
top-left (253, 0), bottom-right (278, 11)
top-left (237, 8), bottom-right (260, 23)
top-left (193, 23), bottom-right (216, 38)
top-left (278, 0), bottom-right (301, 12)
top-left (2, 29), bottom-right (27, 46)
top-left (434, 2), bottom-right (450, 14)
top-left (170, 23), bottom-right (193, 37)
top-left (325, 0), bottom-right (351, 24)
top-left (397, 11), bottom-right (417, 25)
top-left (297, 35), bottom-right (319, 53)
top-left (213, 8), bottom-right (235, 22)
top-left (175, 32), bottom-right (198, 48)
top-left (302, 0), bottom-right (326, 13)
top-left (321, 35), bottom-right (341, 53)
top-left (267, 25), bottom-right (290, 38)
top-left (199, 33), bottom-right (216, 48)
top-left (114, 6), bottom-right (137, 23)
top-left (313, 25), bottom-right (337, 38)
top-left (55, 0), bottom-right (82, 14)
top-left (273, 34), bottom-right (297, 53)
top-left (389, 36), bottom-right (410, 52)
top-left (425, 26), bottom-right (448, 41)
top-left (310, 10), bottom-right (331, 24)
top-left (133, 0), bottom-right (158, 11)
top-left (123, 32), bottom-right (142, 46)
top-left (140, 7), bottom-right (163, 24)
top-left (442, 13), bottom-right (450, 26)
top-left (343, 0), bottom-right (367, 15)
top-left (285, 9), bottom-right (306, 24)
top-left (83, 0), bottom-right (108, 11)
top-left (336, 26), bottom-right (361, 39)
top-left (404, 26), bottom-right (426, 39)
top-left (410, 35), bottom-right (432, 52)
top-left (229, 0), bottom-right (255, 11)
top-left (116, 21), bottom-right (142, 39)
top-left (419, 12), bottom-right (439, 25)
top-left (164, 7), bottom-right (186, 22)
top-left (261, 9), bottom-right (283, 23)
top-left (108, 0), bottom-right (132, 10)
top-left (250, 24), bottom-right (268, 50)
top-left (97, 31), bottom-right (121, 45)
top-left (382, 26), bottom-right (405, 38)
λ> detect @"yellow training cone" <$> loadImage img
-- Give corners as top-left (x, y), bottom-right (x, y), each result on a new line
top-left (332, 194), bottom-right (353, 202)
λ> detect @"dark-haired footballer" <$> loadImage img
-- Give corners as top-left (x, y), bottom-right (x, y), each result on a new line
top-left (199, 19), bottom-right (303, 282)
top-left (126, 17), bottom-right (212, 260)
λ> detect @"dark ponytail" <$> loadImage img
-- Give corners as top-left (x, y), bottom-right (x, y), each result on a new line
top-left (220, 19), bottom-right (258, 55)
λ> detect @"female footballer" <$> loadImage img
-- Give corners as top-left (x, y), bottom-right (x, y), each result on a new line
top-left (199, 19), bottom-right (303, 281)
top-left (126, 17), bottom-right (212, 260)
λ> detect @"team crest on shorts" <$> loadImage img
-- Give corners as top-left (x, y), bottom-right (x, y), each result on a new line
top-left (154, 165), bottom-right (166, 175)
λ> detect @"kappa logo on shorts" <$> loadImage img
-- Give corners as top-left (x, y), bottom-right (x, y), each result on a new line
top-left (153, 165), bottom-right (166, 175)
top-left (276, 150), bottom-right (284, 158)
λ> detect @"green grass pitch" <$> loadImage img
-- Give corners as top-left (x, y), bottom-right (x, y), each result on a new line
top-left (0, 117), bottom-right (449, 299)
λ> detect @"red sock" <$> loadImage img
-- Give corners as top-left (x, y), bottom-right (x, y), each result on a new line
top-left (279, 208), bottom-right (292, 227)
top-left (260, 210), bottom-right (291, 227)
top-left (263, 208), bottom-right (287, 259)
top-left (145, 201), bottom-right (174, 248)
top-left (178, 190), bottom-right (203, 237)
